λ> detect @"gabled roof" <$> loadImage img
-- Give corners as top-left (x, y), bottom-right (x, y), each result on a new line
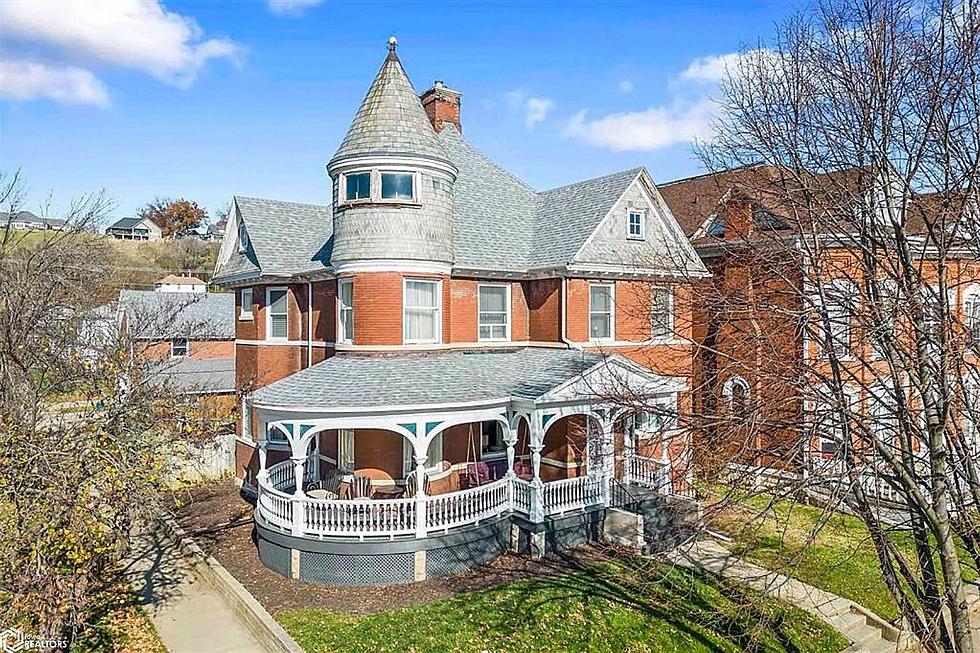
top-left (118, 290), bottom-right (235, 339)
top-left (108, 216), bottom-right (156, 230)
top-left (216, 196), bottom-right (333, 282)
top-left (252, 348), bottom-right (605, 409)
top-left (329, 42), bottom-right (449, 167)
top-left (533, 167), bottom-right (643, 268)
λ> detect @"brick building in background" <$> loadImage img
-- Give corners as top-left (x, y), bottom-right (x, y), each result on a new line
top-left (210, 38), bottom-right (707, 586)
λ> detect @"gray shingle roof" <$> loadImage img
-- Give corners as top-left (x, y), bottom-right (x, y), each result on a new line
top-left (533, 167), bottom-right (643, 268)
top-left (252, 348), bottom-right (603, 409)
top-left (108, 217), bottom-right (146, 230)
top-left (151, 358), bottom-right (236, 394)
top-left (329, 47), bottom-right (449, 167)
top-left (235, 196), bottom-right (333, 277)
top-left (439, 126), bottom-right (537, 271)
top-left (119, 290), bottom-right (235, 339)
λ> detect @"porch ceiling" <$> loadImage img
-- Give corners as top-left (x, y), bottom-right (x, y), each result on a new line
top-left (252, 347), bottom-right (606, 410)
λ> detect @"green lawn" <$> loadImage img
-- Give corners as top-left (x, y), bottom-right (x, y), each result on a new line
top-left (711, 494), bottom-right (977, 622)
top-left (279, 558), bottom-right (847, 653)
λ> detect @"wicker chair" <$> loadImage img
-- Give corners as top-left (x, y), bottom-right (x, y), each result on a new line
top-left (404, 469), bottom-right (431, 497)
top-left (351, 474), bottom-right (373, 499)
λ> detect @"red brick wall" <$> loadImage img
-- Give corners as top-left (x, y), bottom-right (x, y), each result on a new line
top-left (525, 279), bottom-right (561, 342)
top-left (139, 339), bottom-right (233, 361)
top-left (448, 279), bottom-right (529, 343)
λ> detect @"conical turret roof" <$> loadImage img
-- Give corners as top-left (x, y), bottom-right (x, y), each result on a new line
top-left (329, 38), bottom-right (449, 167)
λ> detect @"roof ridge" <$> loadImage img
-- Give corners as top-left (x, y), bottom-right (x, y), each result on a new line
top-left (538, 166), bottom-right (642, 195)
top-left (659, 163), bottom-right (770, 187)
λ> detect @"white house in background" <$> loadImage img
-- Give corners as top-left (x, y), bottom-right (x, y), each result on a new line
top-left (106, 216), bottom-right (162, 241)
top-left (154, 275), bottom-right (207, 293)
top-left (2, 211), bottom-right (66, 231)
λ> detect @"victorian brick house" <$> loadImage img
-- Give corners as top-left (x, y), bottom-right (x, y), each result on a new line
top-left (659, 165), bottom-right (980, 479)
top-left (211, 39), bottom-right (706, 585)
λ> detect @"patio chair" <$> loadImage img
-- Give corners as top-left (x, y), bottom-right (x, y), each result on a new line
top-left (466, 461), bottom-right (491, 487)
top-left (351, 474), bottom-right (373, 499)
top-left (404, 469), bottom-right (431, 497)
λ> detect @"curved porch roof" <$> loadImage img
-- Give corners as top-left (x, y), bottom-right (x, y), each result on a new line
top-left (252, 348), bottom-right (604, 410)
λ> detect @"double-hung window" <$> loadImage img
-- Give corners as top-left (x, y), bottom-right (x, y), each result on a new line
top-left (338, 279), bottom-right (354, 344)
top-left (239, 288), bottom-right (253, 320)
top-left (478, 284), bottom-right (510, 341)
top-left (381, 172), bottom-right (414, 200)
top-left (171, 337), bottom-right (188, 358)
top-left (404, 279), bottom-right (441, 344)
top-left (964, 287), bottom-right (980, 350)
top-left (267, 288), bottom-right (288, 340)
top-left (589, 283), bottom-right (614, 340)
top-left (821, 282), bottom-right (855, 358)
top-left (628, 210), bottom-right (645, 239)
top-left (345, 172), bottom-right (371, 201)
top-left (650, 286), bottom-right (673, 339)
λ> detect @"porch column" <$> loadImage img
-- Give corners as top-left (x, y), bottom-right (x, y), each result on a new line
top-left (412, 431), bottom-right (428, 538)
top-left (505, 427), bottom-right (518, 478)
top-left (600, 416), bottom-right (614, 506)
top-left (529, 417), bottom-right (545, 523)
top-left (256, 437), bottom-right (269, 482)
top-left (290, 455), bottom-right (306, 536)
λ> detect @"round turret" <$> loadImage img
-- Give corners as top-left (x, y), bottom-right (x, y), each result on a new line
top-left (327, 38), bottom-right (456, 274)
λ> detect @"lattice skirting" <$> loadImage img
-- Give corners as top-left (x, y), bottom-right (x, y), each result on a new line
top-left (300, 550), bottom-right (415, 586)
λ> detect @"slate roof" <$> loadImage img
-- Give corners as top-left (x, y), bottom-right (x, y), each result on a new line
top-left (253, 348), bottom-right (604, 409)
top-left (119, 290), bottom-right (235, 339)
top-left (220, 196), bottom-right (333, 281)
top-left (151, 358), bottom-right (236, 395)
top-left (329, 44), bottom-right (449, 167)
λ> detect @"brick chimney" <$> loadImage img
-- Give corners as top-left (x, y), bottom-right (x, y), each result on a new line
top-left (420, 80), bottom-right (461, 133)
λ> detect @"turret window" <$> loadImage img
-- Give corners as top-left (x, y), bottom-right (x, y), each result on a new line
top-left (381, 172), bottom-right (415, 200)
top-left (345, 172), bottom-right (371, 201)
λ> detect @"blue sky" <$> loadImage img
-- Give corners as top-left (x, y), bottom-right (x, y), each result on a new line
top-left (0, 0), bottom-right (791, 223)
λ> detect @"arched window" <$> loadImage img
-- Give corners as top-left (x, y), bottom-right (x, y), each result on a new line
top-left (722, 376), bottom-right (751, 421)
top-left (821, 280), bottom-right (858, 358)
top-left (237, 220), bottom-right (249, 254)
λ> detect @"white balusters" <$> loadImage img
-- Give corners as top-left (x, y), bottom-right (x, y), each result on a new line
top-left (425, 478), bottom-right (509, 531)
top-left (540, 475), bottom-right (603, 515)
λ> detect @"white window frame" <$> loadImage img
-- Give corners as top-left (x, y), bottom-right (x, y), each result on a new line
top-left (337, 279), bottom-right (354, 345)
top-left (403, 278), bottom-right (443, 345)
top-left (650, 286), bottom-right (673, 340)
top-left (337, 429), bottom-right (355, 472)
top-left (341, 170), bottom-right (372, 204)
top-left (963, 284), bottom-right (980, 349)
top-left (814, 385), bottom-right (859, 457)
top-left (170, 337), bottom-right (188, 359)
top-left (627, 210), bottom-right (645, 240)
top-left (239, 288), bottom-right (253, 321)
top-left (237, 221), bottom-right (249, 254)
top-left (633, 393), bottom-right (678, 440)
top-left (871, 279), bottom-right (898, 360)
top-left (477, 283), bottom-right (511, 342)
top-left (722, 376), bottom-right (751, 420)
top-left (588, 282), bottom-right (615, 342)
top-left (266, 422), bottom-right (288, 446)
top-left (820, 281), bottom-right (856, 359)
top-left (378, 170), bottom-right (418, 203)
top-left (266, 287), bottom-right (289, 342)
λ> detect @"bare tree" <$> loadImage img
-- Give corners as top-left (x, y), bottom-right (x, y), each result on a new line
top-left (0, 172), bottom-right (210, 644)
top-left (674, 1), bottom-right (980, 651)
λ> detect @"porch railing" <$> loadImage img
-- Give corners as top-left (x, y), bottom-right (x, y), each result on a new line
top-left (304, 496), bottom-right (416, 538)
top-left (257, 459), bottom-right (609, 539)
top-left (542, 475), bottom-right (603, 515)
top-left (426, 477), bottom-right (509, 532)
top-left (628, 455), bottom-right (670, 493)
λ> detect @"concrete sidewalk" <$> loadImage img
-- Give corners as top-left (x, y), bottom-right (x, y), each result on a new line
top-left (124, 530), bottom-right (268, 653)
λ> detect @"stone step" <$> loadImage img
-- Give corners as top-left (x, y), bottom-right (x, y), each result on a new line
top-left (847, 622), bottom-right (883, 647)
top-left (831, 612), bottom-right (868, 633)
top-left (863, 638), bottom-right (897, 653)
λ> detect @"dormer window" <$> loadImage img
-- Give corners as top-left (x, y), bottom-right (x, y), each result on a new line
top-left (237, 221), bottom-right (249, 253)
top-left (345, 172), bottom-right (371, 201)
top-left (381, 172), bottom-right (414, 200)
top-left (628, 211), bottom-right (645, 239)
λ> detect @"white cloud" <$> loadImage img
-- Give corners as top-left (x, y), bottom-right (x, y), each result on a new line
top-left (680, 50), bottom-right (768, 83)
top-left (618, 79), bottom-right (634, 94)
top-left (0, 0), bottom-right (240, 88)
top-left (563, 100), bottom-right (713, 152)
top-left (524, 97), bottom-right (554, 130)
top-left (0, 59), bottom-right (110, 107)
top-left (506, 90), bottom-right (555, 130)
top-left (267, 0), bottom-right (324, 16)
